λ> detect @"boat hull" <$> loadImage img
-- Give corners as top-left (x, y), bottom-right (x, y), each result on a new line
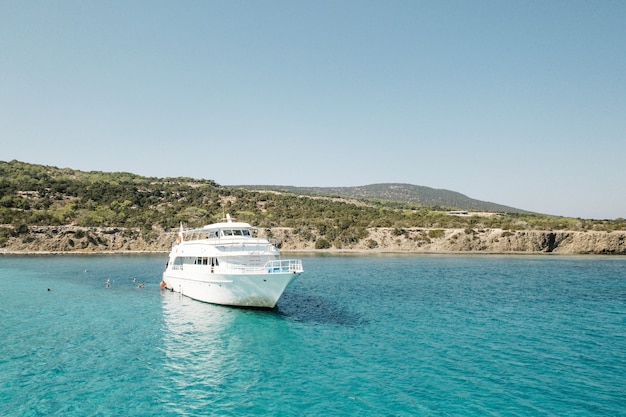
top-left (162, 270), bottom-right (301, 308)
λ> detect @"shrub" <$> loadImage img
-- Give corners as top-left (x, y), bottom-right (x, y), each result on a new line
top-left (315, 238), bottom-right (331, 249)
top-left (12, 223), bottom-right (29, 237)
top-left (366, 239), bottom-right (379, 249)
top-left (392, 227), bottom-right (406, 236)
top-left (428, 229), bottom-right (445, 239)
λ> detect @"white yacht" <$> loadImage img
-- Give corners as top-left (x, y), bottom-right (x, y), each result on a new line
top-left (161, 215), bottom-right (303, 308)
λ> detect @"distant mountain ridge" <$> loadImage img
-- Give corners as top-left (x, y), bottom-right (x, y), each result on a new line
top-left (232, 183), bottom-right (529, 214)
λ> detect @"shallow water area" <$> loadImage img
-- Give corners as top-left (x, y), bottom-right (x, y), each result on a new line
top-left (1, 254), bottom-right (625, 416)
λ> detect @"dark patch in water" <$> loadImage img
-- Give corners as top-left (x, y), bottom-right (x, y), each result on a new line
top-left (275, 291), bottom-right (365, 326)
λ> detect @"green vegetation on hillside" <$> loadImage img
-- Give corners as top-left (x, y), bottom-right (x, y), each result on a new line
top-left (1, 160), bottom-right (624, 249)
top-left (231, 183), bottom-right (528, 213)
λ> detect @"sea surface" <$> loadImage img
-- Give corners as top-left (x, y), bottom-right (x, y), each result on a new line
top-left (1, 254), bottom-right (625, 416)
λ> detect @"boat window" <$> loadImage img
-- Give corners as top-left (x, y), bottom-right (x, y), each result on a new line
top-left (193, 257), bottom-right (209, 265)
top-left (172, 257), bottom-right (183, 270)
top-left (209, 231), bottom-right (218, 238)
top-left (233, 230), bottom-right (243, 236)
top-left (223, 230), bottom-right (233, 236)
top-left (242, 230), bottom-right (251, 237)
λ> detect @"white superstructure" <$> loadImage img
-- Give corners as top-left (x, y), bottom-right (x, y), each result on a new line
top-left (161, 214), bottom-right (303, 308)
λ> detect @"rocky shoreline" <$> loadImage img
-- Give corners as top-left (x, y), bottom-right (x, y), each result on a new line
top-left (1, 226), bottom-right (625, 255)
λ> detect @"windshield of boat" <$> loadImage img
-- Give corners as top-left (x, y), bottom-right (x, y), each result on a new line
top-left (221, 229), bottom-right (252, 237)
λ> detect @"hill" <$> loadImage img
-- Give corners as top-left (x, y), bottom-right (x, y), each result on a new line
top-left (1, 160), bottom-right (625, 254)
top-left (232, 183), bottom-right (527, 213)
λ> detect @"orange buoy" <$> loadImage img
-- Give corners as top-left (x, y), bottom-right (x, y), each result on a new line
top-left (160, 281), bottom-right (166, 288)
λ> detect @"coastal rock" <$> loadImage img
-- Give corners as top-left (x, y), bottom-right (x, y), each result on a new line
top-left (0, 226), bottom-right (625, 255)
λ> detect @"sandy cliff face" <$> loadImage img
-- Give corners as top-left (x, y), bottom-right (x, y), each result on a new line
top-left (425, 229), bottom-right (626, 254)
top-left (285, 228), bottom-right (626, 254)
top-left (1, 226), bottom-right (624, 255)
top-left (0, 226), bottom-right (173, 253)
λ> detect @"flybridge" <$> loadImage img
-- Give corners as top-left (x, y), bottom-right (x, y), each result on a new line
top-left (181, 226), bottom-right (258, 241)
top-left (178, 214), bottom-right (259, 240)
top-left (209, 214), bottom-right (254, 230)
top-left (182, 228), bottom-right (254, 240)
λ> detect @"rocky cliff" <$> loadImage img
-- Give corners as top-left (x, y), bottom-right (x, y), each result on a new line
top-left (1, 226), bottom-right (625, 255)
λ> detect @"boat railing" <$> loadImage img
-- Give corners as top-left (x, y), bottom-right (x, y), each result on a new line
top-left (223, 259), bottom-right (303, 274)
top-left (264, 259), bottom-right (303, 274)
top-left (217, 244), bottom-right (277, 254)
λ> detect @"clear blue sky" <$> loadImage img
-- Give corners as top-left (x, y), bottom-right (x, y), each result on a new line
top-left (1, 1), bottom-right (625, 219)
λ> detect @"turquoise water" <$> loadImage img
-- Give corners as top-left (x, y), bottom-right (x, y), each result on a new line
top-left (1, 254), bottom-right (625, 416)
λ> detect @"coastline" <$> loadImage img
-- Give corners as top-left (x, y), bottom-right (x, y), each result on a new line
top-left (1, 249), bottom-right (623, 256)
top-left (1, 226), bottom-right (625, 255)
top-left (0, 250), bottom-right (169, 256)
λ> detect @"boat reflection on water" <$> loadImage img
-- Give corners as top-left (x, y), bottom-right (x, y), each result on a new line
top-left (159, 289), bottom-right (303, 413)
top-left (160, 289), bottom-right (236, 411)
